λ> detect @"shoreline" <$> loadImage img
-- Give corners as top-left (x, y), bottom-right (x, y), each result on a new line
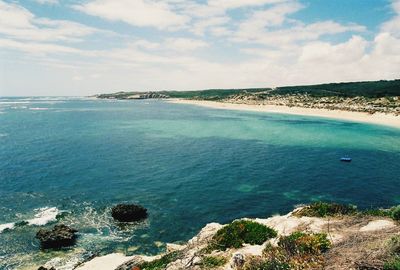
top-left (168, 99), bottom-right (400, 129)
top-left (70, 204), bottom-right (400, 270)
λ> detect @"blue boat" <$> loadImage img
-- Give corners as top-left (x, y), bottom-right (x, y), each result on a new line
top-left (340, 157), bottom-right (352, 162)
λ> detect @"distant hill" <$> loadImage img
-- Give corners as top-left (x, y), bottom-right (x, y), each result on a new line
top-left (274, 80), bottom-right (400, 98)
top-left (97, 79), bottom-right (400, 100)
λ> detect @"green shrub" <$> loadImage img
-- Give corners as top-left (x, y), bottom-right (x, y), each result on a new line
top-left (295, 202), bottom-right (357, 217)
top-left (384, 257), bottom-right (400, 270)
top-left (362, 208), bottom-right (392, 217)
top-left (263, 236), bottom-right (328, 270)
top-left (278, 232), bottom-right (331, 256)
top-left (389, 236), bottom-right (400, 254)
top-left (391, 206), bottom-right (400, 221)
top-left (210, 220), bottom-right (277, 251)
top-left (137, 251), bottom-right (182, 270)
top-left (243, 256), bottom-right (290, 270)
top-left (198, 256), bottom-right (227, 269)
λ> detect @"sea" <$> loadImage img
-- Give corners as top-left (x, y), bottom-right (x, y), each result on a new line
top-left (0, 97), bottom-right (399, 269)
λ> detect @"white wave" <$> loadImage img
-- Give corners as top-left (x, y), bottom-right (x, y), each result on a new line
top-left (0, 207), bottom-right (61, 233)
top-left (29, 107), bottom-right (49, 111)
top-left (27, 207), bottom-right (60, 226)
top-left (0, 222), bottom-right (15, 233)
top-left (0, 133), bottom-right (8, 137)
top-left (0, 101), bottom-right (31, 104)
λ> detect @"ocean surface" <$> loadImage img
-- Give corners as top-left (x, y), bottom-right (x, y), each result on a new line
top-left (0, 97), bottom-right (400, 269)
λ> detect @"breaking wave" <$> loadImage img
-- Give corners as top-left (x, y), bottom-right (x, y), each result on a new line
top-left (0, 223), bottom-right (15, 233)
top-left (27, 207), bottom-right (60, 226)
top-left (0, 207), bottom-right (61, 234)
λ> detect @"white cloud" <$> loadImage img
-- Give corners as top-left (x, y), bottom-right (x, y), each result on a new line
top-left (392, 0), bottom-right (400, 13)
top-left (0, 38), bottom-right (81, 54)
top-left (381, 0), bottom-right (400, 37)
top-left (164, 38), bottom-right (208, 51)
top-left (191, 16), bottom-right (230, 35)
top-left (236, 21), bottom-right (362, 47)
top-left (176, 0), bottom-right (289, 19)
top-left (132, 39), bottom-right (161, 50)
top-left (0, 1), bottom-right (99, 42)
top-left (234, 1), bottom-right (304, 42)
top-left (232, 0), bottom-right (365, 47)
top-left (298, 36), bottom-right (368, 64)
top-left (0, 1), bottom-right (33, 29)
top-left (208, 0), bottom-right (289, 10)
top-left (34, 0), bottom-right (59, 5)
top-left (372, 32), bottom-right (400, 57)
top-left (74, 0), bottom-right (189, 30)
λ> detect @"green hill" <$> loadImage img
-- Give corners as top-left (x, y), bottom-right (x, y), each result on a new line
top-left (97, 79), bottom-right (400, 100)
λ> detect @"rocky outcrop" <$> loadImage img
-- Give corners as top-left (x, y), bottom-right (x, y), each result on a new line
top-left (48, 205), bottom-right (400, 270)
top-left (112, 209), bottom-right (399, 270)
top-left (37, 267), bottom-right (55, 270)
top-left (36, 224), bottom-right (78, 249)
top-left (111, 204), bottom-right (148, 222)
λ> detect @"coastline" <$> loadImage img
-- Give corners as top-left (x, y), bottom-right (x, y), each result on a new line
top-left (168, 99), bottom-right (400, 129)
top-left (66, 204), bottom-right (400, 270)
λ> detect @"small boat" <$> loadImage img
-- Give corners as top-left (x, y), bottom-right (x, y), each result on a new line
top-left (340, 157), bottom-right (352, 162)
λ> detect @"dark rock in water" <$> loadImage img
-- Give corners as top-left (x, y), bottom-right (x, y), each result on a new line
top-left (37, 267), bottom-right (55, 270)
top-left (36, 224), bottom-right (78, 249)
top-left (111, 204), bottom-right (148, 222)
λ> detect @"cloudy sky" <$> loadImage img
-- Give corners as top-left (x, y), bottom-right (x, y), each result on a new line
top-left (0, 0), bottom-right (399, 96)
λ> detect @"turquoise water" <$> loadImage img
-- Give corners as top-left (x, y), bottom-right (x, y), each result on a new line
top-left (0, 97), bottom-right (400, 269)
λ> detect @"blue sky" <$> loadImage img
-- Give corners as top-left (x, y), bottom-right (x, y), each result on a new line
top-left (0, 0), bottom-right (399, 96)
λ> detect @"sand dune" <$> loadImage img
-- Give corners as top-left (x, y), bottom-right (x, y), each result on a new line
top-left (169, 99), bottom-right (400, 129)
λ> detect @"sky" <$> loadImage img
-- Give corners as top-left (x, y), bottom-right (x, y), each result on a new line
top-left (0, 0), bottom-right (399, 96)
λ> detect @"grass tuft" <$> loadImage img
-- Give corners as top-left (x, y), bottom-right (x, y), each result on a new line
top-left (136, 251), bottom-right (182, 270)
top-left (243, 255), bottom-right (290, 270)
top-left (384, 257), bottom-right (400, 270)
top-left (198, 256), bottom-right (227, 269)
top-left (277, 232), bottom-right (331, 256)
top-left (242, 232), bottom-right (333, 270)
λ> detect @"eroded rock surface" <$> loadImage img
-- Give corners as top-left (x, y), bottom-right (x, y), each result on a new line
top-left (36, 224), bottom-right (78, 249)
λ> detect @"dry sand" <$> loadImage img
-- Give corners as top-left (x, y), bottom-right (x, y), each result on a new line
top-left (168, 99), bottom-right (400, 129)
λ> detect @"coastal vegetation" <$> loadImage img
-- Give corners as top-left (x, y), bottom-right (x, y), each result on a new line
top-left (383, 236), bottom-right (400, 270)
top-left (198, 255), bottom-right (227, 269)
top-left (97, 79), bottom-right (400, 100)
top-left (136, 251), bottom-right (183, 270)
top-left (295, 202), bottom-right (400, 221)
top-left (293, 202), bottom-right (357, 217)
top-left (96, 79), bottom-right (400, 115)
top-left (243, 232), bottom-right (331, 270)
top-left (36, 202), bottom-right (400, 269)
top-left (105, 202), bottom-right (400, 270)
top-left (208, 220), bottom-right (277, 251)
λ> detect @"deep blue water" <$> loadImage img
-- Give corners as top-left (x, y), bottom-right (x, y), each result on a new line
top-left (0, 97), bottom-right (399, 269)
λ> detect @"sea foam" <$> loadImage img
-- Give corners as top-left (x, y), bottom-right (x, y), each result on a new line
top-left (27, 207), bottom-right (60, 226)
top-left (0, 207), bottom-right (61, 234)
top-left (29, 107), bottom-right (50, 111)
top-left (0, 223), bottom-right (15, 233)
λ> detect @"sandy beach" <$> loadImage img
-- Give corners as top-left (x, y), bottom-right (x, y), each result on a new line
top-left (169, 99), bottom-right (400, 129)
